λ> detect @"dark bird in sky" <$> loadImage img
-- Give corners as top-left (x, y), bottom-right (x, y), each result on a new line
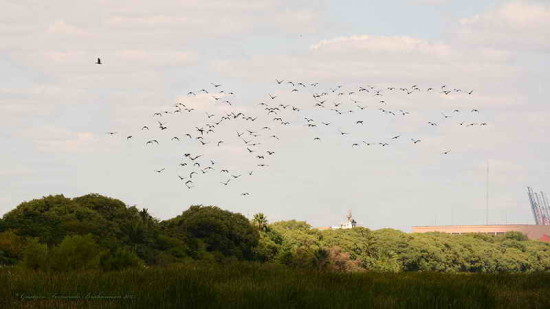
top-left (356, 120), bottom-right (364, 125)
top-left (96, 58), bottom-right (101, 65)
top-left (241, 193), bottom-right (250, 196)
top-left (267, 151), bottom-right (275, 155)
top-left (189, 155), bottom-right (202, 161)
top-left (268, 94), bottom-right (277, 100)
top-left (155, 168), bottom-right (165, 173)
top-left (211, 83), bottom-right (222, 88)
top-left (248, 171), bottom-right (254, 175)
top-left (126, 136), bottom-right (132, 140)
top-left (106, 132), bottom-right (117, 135)
top-left (471, 109), bottom-right (479, 112)
top-left (314, 137), bottom-right (321, 141)
top-left (411, 138), bottom-right (421, 144)
top-left (171, 137), bottom-right (180, 141)
top-left (217, 141), bottom-right (223, 146)
top-left (232, 174), bottom-right (242, 179)
top-left (185, 180), bottom-right (193, 189)
top-left (189, 172), bottom-right (197, 178)
top-left (178, 175), bottom-right (186, 181)
top-left (221, 179), bottom-right (231, 186)
top-left (276, 79), bottom-right (284, 84)
top-left (146, 140), bottom-right (159, 145)
top-left (247, 147), bottom-right (254, 153)
top-left (392, 135), bottom-right (400, 139)
top-left (442, 150), bottom-right (451, 155)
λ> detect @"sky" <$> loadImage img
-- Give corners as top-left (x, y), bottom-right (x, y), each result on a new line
top-left (1, 0), bottom-right (549, 231)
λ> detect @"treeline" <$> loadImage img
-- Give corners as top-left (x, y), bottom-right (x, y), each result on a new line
top-left (0, 194), bottom-right (549, 273)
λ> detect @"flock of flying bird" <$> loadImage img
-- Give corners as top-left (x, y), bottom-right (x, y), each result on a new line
top-left (106, 73), bottom-right (487, 196)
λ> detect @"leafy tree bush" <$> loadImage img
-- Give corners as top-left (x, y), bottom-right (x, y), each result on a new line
top-left (0, 230), bottom-right (28, 265)
top-left (100, 248), bottom-right (143, 271)
top-left (21, 239), bottom-right (48, 270)
top-left (162, 206), bottom-right (259, 261)
top-left (48, 234), bottom-right (102, 271)
top-left (3, 193), bottom-right (550, 273)
top-left (504, 231), bottom-right (528, 241)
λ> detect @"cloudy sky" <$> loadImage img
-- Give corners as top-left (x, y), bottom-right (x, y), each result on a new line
top-left (1, 0), bottom-right (549, 230)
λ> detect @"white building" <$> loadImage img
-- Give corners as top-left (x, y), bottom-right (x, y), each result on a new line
top-left (330, 211), bottom-right (357, 229)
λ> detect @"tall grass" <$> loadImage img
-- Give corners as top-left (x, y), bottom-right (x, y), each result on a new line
top-left (1, 263), bottom-right (549, 308)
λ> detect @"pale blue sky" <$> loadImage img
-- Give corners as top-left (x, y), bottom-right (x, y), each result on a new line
top-left (1, 0), bottom-right (549, 231)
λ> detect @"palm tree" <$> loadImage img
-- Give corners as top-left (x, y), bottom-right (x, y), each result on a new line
top-left (252, 213), bottom-right (268, 232)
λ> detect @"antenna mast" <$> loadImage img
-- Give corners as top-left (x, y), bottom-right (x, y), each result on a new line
top-left (486, 160), bottom-right (489, 225)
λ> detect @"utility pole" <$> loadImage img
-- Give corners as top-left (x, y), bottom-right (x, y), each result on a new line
top-left (486, 160), bottom-right (489, 225)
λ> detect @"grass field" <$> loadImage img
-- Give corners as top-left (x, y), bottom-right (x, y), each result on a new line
top-left (1, 263), bottom-right (549, 308)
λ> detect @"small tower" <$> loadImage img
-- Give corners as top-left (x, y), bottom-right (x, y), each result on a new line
top-left (346, 210), bottom-right (357, 228)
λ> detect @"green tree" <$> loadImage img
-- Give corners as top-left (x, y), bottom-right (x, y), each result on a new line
top-left (162, 205), bottom-right (259, 261)
top-left (252, 213), bottom-right (268, 231)
top-left (0, 230), bottom-right (28, 265)
top-left (48, 234), bottom-right (102, 271)
top-left (100, 248), bottom-right (143, 271)
top-left (21, 239), bottom-right (48, 270)
top-left (504, 231), bottom-right (528, 241)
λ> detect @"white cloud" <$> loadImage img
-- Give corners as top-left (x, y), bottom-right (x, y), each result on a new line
top-left (214, 34), bottom-right (516, 90)
top-left (455, 2), bottom-right (550, 51)
top-left (19, 126), bottom-right (108, 153)
top-left (47, 20), bottom-right (89, 36)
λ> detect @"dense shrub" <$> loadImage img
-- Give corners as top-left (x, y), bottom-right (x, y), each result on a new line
top-left (2, 194), bottom-right (550, 273)
top-left (162, 205), bottom-right (259, 261)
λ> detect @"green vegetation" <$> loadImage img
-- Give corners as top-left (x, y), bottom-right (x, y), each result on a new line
top-left (1, 263), bottom-right (549, 308)
top-left (1, 194), bottom-right (549, 307)
top-left (1, 193), bottom-right (549, 273)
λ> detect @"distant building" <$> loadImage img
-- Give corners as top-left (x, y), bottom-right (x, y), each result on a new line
top-left (317, 210), bottom-right (357, 230)
top-left (412, 224), bottom-right (550, 241)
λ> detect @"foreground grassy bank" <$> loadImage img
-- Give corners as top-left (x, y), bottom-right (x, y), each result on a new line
top-left (1, 263), bottom-right (549, 309)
